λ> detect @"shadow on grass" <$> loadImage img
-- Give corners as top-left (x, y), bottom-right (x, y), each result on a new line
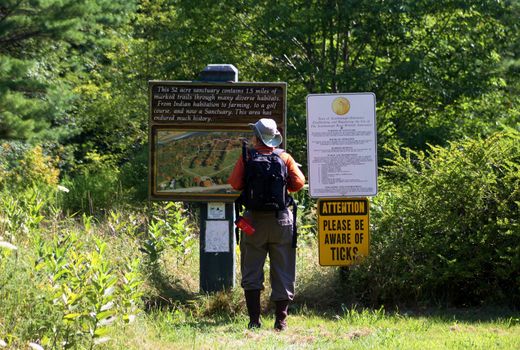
top-left (289, 301), bottom-right (519, 325)
top-left (290, 265), bottom-right (519, 324)
top-left (141, 258), bottom-right (518, 326)
top-left (142, 260), bottom-right (198, 311)
top-left (400, 306), bottom-right (520, 323)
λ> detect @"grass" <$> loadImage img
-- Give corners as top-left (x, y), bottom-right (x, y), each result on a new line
top-left (1, 195), bottom-right (519, 349)
top-left (105, 235), bottom-right (520, 350)
top-left (108, 307), bottom-right (520, 349)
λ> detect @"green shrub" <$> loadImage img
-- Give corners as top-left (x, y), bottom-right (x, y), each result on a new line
top-left (0, 142), bottom-right (60, 193)
top-left (33, 231), bottom-right (143, 349)
top-left (119, 144), bottom-right (148, 202)
top-left (343, 130), bottom-right (520, 306)
top-left (0, 244), bottom-right (64, 349)
top-left (59, 152), bottom-right (129, 214)
top-left (292, 186), bottom-right (318, 246)
top-left (0, 190), bottom-right (145, 349)
top-left (0, 187), bottom-right (48, 246)
top-left (139, 202), bottom-right (197, 302)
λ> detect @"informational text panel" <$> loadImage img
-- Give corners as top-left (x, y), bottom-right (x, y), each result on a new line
top-left (306, 93), bottom-right (377, 198)
top-left (149, 81), bottom-right (287, 201)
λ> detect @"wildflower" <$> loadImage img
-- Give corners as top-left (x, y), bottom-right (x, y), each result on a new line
top-left (0, 241), bottom-right (17, 250)
top-left (57, 185), bottom-right (70, 193)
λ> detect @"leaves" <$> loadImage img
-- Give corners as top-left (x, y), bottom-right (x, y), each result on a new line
top-left (352, 130), bottom-right (520, 305)
top-left (0, 0), bottom-right (136, 142)
top-left (28, 217), bottom-right (144, 348)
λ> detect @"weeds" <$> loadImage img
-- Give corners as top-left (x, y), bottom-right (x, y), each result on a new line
top-left (1, 133), bottom-right (519, 348)
top-left (0, 190), bottom-right (145, 349)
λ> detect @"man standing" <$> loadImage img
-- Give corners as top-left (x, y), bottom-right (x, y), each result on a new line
top-left (228, 118), bottom-right (305, 331)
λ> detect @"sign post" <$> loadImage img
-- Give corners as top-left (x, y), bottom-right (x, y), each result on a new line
top-left (199, 201), bottom-right (236, 292)
top-left (306, 93), bottom-right (377, 267)
top-left (197, 65), bottom-right (238, 293)
top-left (148, 65), bottom-right (287, 292)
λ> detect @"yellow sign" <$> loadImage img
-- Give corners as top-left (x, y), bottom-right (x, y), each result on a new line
top-left (318, 198), bottom-right (370, 266)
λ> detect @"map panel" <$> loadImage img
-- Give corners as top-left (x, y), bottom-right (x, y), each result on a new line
top-left (154, 130), bottom-right (251, 197)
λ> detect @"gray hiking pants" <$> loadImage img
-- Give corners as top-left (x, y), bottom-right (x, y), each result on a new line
top-left (240, 208), bottom-right (296, 301)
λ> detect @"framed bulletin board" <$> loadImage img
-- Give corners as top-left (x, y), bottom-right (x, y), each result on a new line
top-left (149, 81), bottom-right (287, 202)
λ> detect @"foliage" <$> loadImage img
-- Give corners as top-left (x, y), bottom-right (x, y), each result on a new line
top-left (3, 0), bottom-right (519, 194)
top-left (0, 0), bottom-right (136, 142)
top-left (59, 152), bottom-right (128, 214)
top-left (0, 1), bottom-right (519, 336)
top-left (0, 142), bottom-right (60, 191)
top-left (220, 0), bottom-right (519, 156)
top-left (0, 187), bottom-right (47, 245)
top-left (343, 130), bottom-right (520, 306)
top-left (69, 30), bottom-right (148, 166)
top-left (141, 202), bottom-right (196, 268)
top-left (0, 243), bottom-right (64, 349)
top-left (291, 186), bottom-right (318, 245)
top-left (0, 190), bottom-right (145, 349)
top-left (119, 145), bottom-right (149, 202)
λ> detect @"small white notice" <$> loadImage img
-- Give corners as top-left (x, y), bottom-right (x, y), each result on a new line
top-left (208, 202), bottom-right (226, 219)
top-left (306, 93), bottom-right (377, 198)
top-left (205, 220), bottom-right (229, 252)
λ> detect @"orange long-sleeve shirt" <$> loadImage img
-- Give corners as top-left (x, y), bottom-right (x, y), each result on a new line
top-left (227, 145), bottom-right (305, 192)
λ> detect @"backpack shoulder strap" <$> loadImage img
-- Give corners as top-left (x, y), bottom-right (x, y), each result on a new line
top-left (242, 140), bottom-right (247, 163)
top-left (273, 148), bottom-right (285, 156)
top-left (247, 148), bottom-right (259, 160)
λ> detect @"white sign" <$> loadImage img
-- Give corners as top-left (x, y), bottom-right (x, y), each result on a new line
top-left (306, 93), bottom-right (377, 198)
top-left (208, 202), bottom-right (226, 219)
top-left (205, 220), bottom-right (229, 252)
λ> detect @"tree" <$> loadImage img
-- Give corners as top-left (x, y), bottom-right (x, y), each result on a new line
top-left (0, 0), bottom-right (135, 142)
top-left (221, 0), bottom-right (518, 155)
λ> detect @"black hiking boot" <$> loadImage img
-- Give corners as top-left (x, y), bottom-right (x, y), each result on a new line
top-left (274, 300), bottom-right (289, 331)
top-left (245, 289), bottom-right (262, 329)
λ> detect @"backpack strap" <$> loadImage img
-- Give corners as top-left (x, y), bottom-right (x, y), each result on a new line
top-left (288, 196), bottom-right (298, 248)
top-left (242, 139), bottom-right (248, 163)
top-left (273, 148), bottom-right (285, 157)
top-left (235, 140), bottom-right (249, 245)
top-left (273, 148), bottom-right (298, 248)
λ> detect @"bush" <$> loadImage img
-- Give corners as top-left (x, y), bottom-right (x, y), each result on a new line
top-left (59, 152), bottom-right (129, 214)
top-left (0, 142), bottom-right (59, 191)
top-left (119, 144), bottom-right (149, 202)
top-left (343, 130), bottom-right (520, 307)
top-left (0, 244), bottom-right (63, 349)
top-left (0, 191), bottom-right (145, 349)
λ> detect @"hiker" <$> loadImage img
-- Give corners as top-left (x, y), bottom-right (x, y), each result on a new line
top-left (228, 118), bottom-right (305, 331)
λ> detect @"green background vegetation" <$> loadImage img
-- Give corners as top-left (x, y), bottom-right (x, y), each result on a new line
top-left (1, 0), bottom-right (519, 348)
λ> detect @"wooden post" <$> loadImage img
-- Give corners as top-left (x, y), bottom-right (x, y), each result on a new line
top-left (197, 64), bottom-right (238, 293)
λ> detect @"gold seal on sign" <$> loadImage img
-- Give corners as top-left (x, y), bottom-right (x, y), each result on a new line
top-left (332, 97), bottom-right (350, 115)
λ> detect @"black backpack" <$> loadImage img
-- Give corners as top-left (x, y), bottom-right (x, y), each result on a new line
top-left (235, 142), bottom-right (298, 247)
top-left (243, 148), bottom-right (289, 211)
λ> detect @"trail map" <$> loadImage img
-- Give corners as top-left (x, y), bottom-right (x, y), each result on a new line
top-left (155, 130), bottom-right (251, 195)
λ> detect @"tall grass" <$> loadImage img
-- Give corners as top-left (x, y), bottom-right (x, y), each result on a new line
top-left (1, 187), bottom-right (519, 349)
top-left (1, 132), bottom-right (519, 348)
top-left (0, 189), bottom-right (146, 349)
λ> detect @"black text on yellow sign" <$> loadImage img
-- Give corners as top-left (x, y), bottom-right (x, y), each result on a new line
top-left (318, 198), bottom-right (369, 266)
